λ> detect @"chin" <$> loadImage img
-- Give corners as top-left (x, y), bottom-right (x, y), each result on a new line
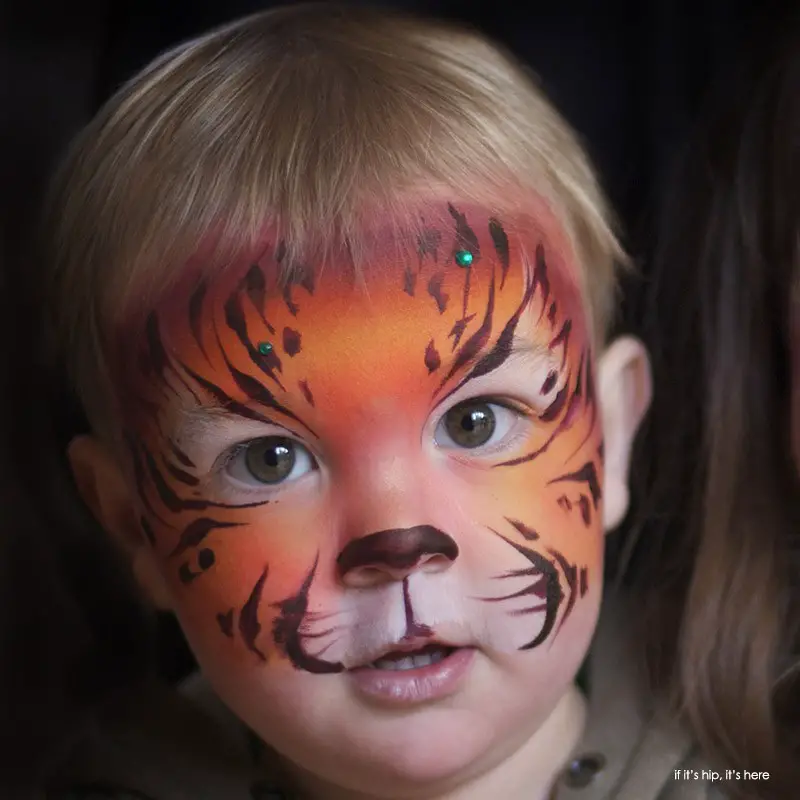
top-left (215, 669), bottom-right (521, 793)
top-left (195, 614), bottom-right (593, 794)
top-left (304, 678), bottom-right (559, 794)
top-left (270, 709), bottom-right (508, 798)
top-left (349, 708), bottom-right (498, 785)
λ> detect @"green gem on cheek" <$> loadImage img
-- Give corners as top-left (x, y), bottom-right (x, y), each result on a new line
top-left (454, 249), bottom-right (474, 267)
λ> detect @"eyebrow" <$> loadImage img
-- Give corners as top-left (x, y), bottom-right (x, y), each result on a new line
top-left (507, 337), bottom-right (550, 361)
top-left (172, 337), bottom-right (551, 446)
top-left (483, 336), bottom-right (552, 373)
top-left (173, 401), bottom-right (306, 450)
top-left (436, 335), bottom-right (553, 405)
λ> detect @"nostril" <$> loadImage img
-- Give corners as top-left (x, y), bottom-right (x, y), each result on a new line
top-left (417, 553), bottom-right (454, 573)
top-left (337, 526), bottom-right (460, 581)
top-left (344, 566), bottom-right (397, 589)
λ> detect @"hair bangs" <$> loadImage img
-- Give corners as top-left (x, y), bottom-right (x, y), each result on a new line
top-left (46, 4), bottom-right (623, 438)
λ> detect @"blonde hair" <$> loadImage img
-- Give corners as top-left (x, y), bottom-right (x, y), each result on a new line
top-left (45, 3), bottom-right (623, 437)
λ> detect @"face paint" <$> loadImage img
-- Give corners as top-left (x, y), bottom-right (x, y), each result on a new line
top-left (116, 200), bottom-right (604, 790)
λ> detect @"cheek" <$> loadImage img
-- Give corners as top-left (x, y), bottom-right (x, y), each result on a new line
top-left (182, 613), bottom-right (330, 752)
top-left (156, 505), bottom-right (335, 641)
top-left (485, 444), bottom-right (604, 558)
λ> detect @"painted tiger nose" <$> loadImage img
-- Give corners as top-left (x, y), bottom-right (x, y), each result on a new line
top-left (337, 525), bottom-right (459, 587)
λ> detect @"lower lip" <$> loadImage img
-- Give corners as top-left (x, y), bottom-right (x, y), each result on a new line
top-left (348, 648), bottom-right (475, 706)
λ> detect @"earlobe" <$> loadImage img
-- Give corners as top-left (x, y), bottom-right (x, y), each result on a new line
top-left (67, 435), bottom-right (173, 610)
top-left (596, 336), bottom-right (653, 531)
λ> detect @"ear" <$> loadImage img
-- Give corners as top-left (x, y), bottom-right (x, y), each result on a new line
top-left (68, 435), bottom-right (173, 610)
top-left (596, 336), bottom-right (652, 531)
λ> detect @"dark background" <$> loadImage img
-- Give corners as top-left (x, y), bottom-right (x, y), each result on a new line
top-left (0, 0), bottom-right (791, 706)
top-left (2, 0), bottom-right (778, 276)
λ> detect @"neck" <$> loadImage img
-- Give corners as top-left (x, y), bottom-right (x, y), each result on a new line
top-left (292, 684), bottom-right (587, 800)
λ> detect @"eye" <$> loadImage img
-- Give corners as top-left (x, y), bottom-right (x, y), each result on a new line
top-left (226, 436), bottom-right (316, 487)
top-left (435, 399), bottom-right (520, 451)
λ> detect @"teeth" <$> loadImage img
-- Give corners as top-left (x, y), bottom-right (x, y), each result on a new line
top-left (371, 647), bottom-right (449, 671)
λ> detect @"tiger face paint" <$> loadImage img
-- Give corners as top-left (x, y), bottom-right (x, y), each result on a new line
top-left (115, 200), bottom-right (605, 789)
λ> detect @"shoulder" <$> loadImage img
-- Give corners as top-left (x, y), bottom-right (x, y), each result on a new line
top-left (658, 751), bottom-right (735, 799)
top-left (46, 679), bottom-right (285, 800)
top-left (556, 591), bottom-right (727, 800)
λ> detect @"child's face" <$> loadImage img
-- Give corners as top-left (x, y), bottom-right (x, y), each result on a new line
top-left (108, 202), bottom-right (611, 790)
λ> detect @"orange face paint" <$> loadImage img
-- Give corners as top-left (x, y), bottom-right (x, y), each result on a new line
top-left (117, 201), bottom-right (603, 681)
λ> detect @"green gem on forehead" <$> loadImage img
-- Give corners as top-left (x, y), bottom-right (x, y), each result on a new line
top-left (454, 249), bottom-right (474, 267)
top-left (258, 341), bottom-right (273, 355)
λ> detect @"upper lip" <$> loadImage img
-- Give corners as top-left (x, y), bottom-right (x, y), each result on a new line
top-left (350, 637), bottom-right (461, 670)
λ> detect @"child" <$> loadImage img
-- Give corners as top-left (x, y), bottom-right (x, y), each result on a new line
top-left (39, 4), bottom-right (715, 799)
top-left (629, 26), bottom-right (800, 799)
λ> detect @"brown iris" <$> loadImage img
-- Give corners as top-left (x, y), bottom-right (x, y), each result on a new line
top-left (444, 401), bottom-right (496, 448)
top-left (244, 437), bottom-right (296, 483)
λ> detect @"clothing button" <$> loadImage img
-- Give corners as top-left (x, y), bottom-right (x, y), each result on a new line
top-left (561, 752), bottom-right (606, 788)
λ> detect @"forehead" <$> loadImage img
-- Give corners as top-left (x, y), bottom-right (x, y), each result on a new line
top-left (153, 201), bottom-right (578, 321)
top-left (118, 201), bottom-right (586, 414)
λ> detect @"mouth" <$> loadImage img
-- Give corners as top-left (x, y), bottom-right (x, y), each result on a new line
top-left (348, 641), bottom-right (476, 705)
top-left (360, 643), bottom-right (458, 672)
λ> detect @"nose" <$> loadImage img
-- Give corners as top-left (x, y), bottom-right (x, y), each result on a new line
top-left (337, 525), bottom-right (459, 588)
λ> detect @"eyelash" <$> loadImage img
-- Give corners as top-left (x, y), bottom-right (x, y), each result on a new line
top-left (439, 397), bottom-right (536, 454)
top-left (211, 395), bottom-right (535, 474)
top-left (214, 440), bottom-right (250, 474)
top-left (212, 438), bottom-right (295, 475)
top-left (203, 437), bottom-right (316, 500)
top-left (489, 398), bottom-right (532, 417)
